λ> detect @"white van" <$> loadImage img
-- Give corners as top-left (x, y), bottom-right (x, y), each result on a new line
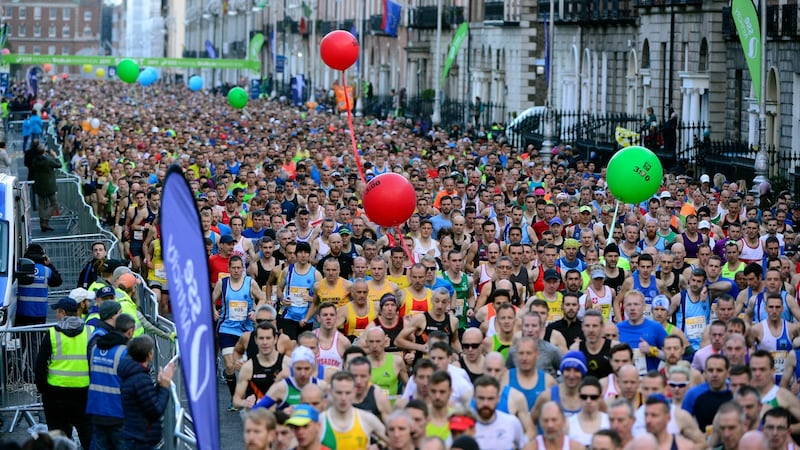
top-left (0, 174), bottom-right (33, 328)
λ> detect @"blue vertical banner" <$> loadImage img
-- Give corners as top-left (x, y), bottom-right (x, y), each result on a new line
top-left (162, 166), bottom-right (219, 450)
top-left (249, 78), bottom-right (262, 99)
top-left (205, 40), bottom-right (217, 59)
top-left (543, 13), bottom-right (550, 88)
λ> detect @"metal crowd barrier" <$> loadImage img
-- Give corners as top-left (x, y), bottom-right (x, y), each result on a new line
top-left (0, 324), bottom-right (50, 432)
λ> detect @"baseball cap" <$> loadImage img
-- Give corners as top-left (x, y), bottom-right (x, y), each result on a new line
top-left (549, 217), bottom-right (563, 226)
top-left (51, 297), bottom-right (78, 313)
top-left (652, 294), bottom-right (670, 310)
top-left (338, 227), bottom-right (352, 236)
top-left (700, 174), bottom-right (710, 183)
top-left (698, 220), bottom-right (711, 230)
top-left (534, 187), bottom-right (546, 195)
top-left (543, 268), bottom-right (560, 281)
top-left (97, 285), bottom-right (116, 299)
top-left (579, 205), bottom-right (593, 214)
top-left (219, 234), bottom-right (235, 244)
top-left (285, 404), bottom-right (319, 427)
top-left (69, 288), bottom-right (95, 303)
top-left (590, 268), bottom-right (606, 279)
top-left (99, 301), bottom-right (122, 320)
top-left (559, 351), bottom-right (588, 376)
top-left (379, 293), bottom-right (398, 308)
top-left (660, 191), bottom-right (672, 199)
top-left (785, 244), bottom-right (797, 256)
top-left (225, 195), bottom-right (236, 202)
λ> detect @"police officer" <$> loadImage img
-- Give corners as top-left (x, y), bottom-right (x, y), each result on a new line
top-left (34, 297), bottom-right (92, 449)
top-left (16, 243), bottom-right (62, 325)
top-left (87, 313), bottom-right (135, 450)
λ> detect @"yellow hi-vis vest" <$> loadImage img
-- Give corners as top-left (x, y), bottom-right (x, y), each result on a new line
top-left (47, 326), bottom-right (90, 388)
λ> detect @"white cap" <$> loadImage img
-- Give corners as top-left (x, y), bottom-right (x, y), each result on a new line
top-left (700, 174), bottom-right (710, 183)
top-left (698, 220), bottom-right (711, 230)
top-left (660, 191), bottom-right (672, 199)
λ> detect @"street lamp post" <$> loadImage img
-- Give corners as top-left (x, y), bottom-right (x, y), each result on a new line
top-left (753, 0), bottom-right (768, 202)
top-left (272, 0), bottom-right (278, 97)
top-left (355, 0), bottom-right (365, 116)
top-left (309, 0), bottom-right (317, 103)
top-left (540, 0), bottom-right (556, 165)
top-left (431, 0), bottom-right (443, 126)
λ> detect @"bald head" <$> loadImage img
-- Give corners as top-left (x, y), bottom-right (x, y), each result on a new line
top-left (739, 431), bottom-right (768, 450)
top-left (618, 365), bottom-right (639, 380)
top-left (541, 401), bottom-right (565, 420)
top-left (484, 351), bottom-right (505, 367)
top-left (462, 327), bottom-right (483, 342)
top-left (300, 383), bottom-right (325, 411)
top-left (623, 434), bottom-right (658, 450)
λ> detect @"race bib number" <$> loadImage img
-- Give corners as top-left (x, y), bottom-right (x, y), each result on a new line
top-left (632, 349), bottom-right (648, 375)
top-left (154, 262), bottom-right (166, 279)
top-left (773, 351), bottom-right (788, 375)
top-left (642, 304), bottom-right (653, 319)
top-left (685, 316), bottom-right (705, 341)
top-left (133, 230), bottom-right (144, 240)
top-left (229, 300), bottom-right (248, 322)
top-left (289, 286), bottom-right (308, 307)
top-left (455, 298), bottom-right (465, 317)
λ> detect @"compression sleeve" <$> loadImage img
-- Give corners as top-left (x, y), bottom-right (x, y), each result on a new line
top-left (254, 395), bottom-right (276, 409)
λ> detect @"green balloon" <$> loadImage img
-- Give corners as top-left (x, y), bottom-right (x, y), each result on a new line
top-left (300, 112), bottom-right (307, 119)
top-left (227, 87), bottom-right (248, 109)
top-left (606, 146), bottom-right (664, 204)
top-left (117, 59), bottom-right (139, 84)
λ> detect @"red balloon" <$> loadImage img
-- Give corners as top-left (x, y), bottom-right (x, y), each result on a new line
top-left (42, 112), bottom-right (48, 120)
top-left (319, 30), bottom-right (359, 71)
top-left (61, 73), bottom-right (68, 80)
top-left (363, 173), bottom-right (416, 227)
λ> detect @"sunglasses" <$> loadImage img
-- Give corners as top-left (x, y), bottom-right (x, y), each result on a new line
top-left (462, 343), bottom-right (481, 349)
top-left (579, 394), bottom-right (600, 401)
top-left (668, 382), bottom-right (688, 388)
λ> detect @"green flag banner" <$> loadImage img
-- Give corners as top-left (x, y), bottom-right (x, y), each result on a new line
top-left (248, 33), bottom-right (265, 74)
top-left (440, 23), bottom-right (469, 88)
top-left (731, 0), bottom-right (761, 103)
top-left (3, 54), bottom-right (260, 71)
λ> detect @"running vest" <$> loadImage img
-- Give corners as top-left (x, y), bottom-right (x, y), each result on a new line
top-left (343, 302), bottom-right (377, 339)
top-left (320, 409), bottom-right (370, 450)
top-left (386, 268), bottom-right (409, 290)
top-left (492, 333), bottom-right (513, 359)
top-left (583, 285), bottom-right (613, 321)
top-left (551, 385), bottom-right (581, 417)
top-left (757, 319), bottom-right (792, 383)
top-left (632, 271), bottom-right (659, 319)
top-left (509, 368), bottom-right (547, 410)
top-left (283, 264), bottom-right (317, 321)
top-left (400, 287), bottom-right (432, 317)
top-left (318, 278), bottom-right (350, 308)
top-left (277, 377), bottom-right (320, 409)
top-left (443, 271), bottom-right (470, 328)
top-left (676, 290), bottom-right (711, 351)
top-left (247, 353), bottom-right (284, 400)
top-left (536, 291), bottom-right (564, 324)
top-left (371, 353), bottom-right (399, 396)
top-left (147, 238), bottom-right (168, 288)
top-left (740, 238), bottom-right (764, 264)
top-left (374, 317), bottom-right (404, 353)
top-left (366, 280), bottom-right (395, 305)
top-left (218, 276), bottom-right (255, 336)
top-left (315, 330), bottom-right (344, 369)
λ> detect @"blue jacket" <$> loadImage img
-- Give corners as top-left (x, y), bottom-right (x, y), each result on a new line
top-left (21, 118), bottom-right (31, 137)
top-left (86, 330), bottom-right (128, 423)
top-left (118, 356), bottom-right (170, 445)
top-left (29, 115), bottom-right (43, 135)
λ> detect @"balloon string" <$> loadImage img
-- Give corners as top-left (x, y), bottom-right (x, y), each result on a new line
top-left (396, 232), bottom-right (416, 265)
top-left (606, 200), bottom-right (621, 247)
top-left (342, 71), bottom-right (365, 185)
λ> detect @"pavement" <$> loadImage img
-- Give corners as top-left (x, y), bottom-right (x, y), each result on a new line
top-left (0, 126), bottom-right (246, 448)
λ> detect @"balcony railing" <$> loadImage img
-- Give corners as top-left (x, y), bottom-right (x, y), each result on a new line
top-left (484, 0), bottom-right (521, 24)
top-left (634, 0), bottom-right (702, 7)
top-left (539, 0), bottom-right (636, 24)
top-left (409, 6), bottom-right (464, 29)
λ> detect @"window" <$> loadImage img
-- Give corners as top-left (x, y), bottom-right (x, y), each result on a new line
top-left (48, 46), bottom-right (56, 55)
top-left (63, 8), bottom-right (71, 20)
top-left (17, 46), bottom-right (25, 54)
top-left (33, 7), bottom-right (41, 20)
top-left (33, 46), bottom-right (41, 55)
top-left (50, 8), bottom-right (57, 21)
top-left (17, 25), bottom-right (25, 37)
top-left (48, 25), bottom-right (56, 37)
top-left (84, 11), bottom-right (92, 21)
top-left (62, 46), bottom-right (70, 55)
top-left (62, 26), bottom-right (70, 38)
top-left (0, 221), bottom-right (8, 275)
top-left (33, 25), bottom-right (41, 37)
top-left (83, 26), bottom-right (92, 36)
top-left (18, 7), bottom-right (26, 20)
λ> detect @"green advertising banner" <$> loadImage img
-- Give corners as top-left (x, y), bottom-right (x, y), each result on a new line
top-left (248, 33), bottom-right (265, 73)
top-left (440, 23), bottom-right (469, 88)
top-left (2, 54), bottom-right (260, 71)
top-left (731, 0), bottom-right (761, 103)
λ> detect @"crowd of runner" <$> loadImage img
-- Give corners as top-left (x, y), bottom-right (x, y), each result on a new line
top-left (13, 77), bottom-right (800, 450)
